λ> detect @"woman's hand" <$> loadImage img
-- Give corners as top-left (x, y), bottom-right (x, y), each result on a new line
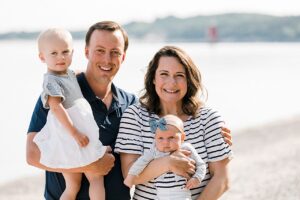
top-left (221, 127), bottom-right (232, 146)
top-left (169, 149), bottom-right (196, 178)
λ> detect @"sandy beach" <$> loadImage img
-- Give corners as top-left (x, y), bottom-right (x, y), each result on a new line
top-left (221, 116), bottom-right (300, 200)
top-left (1, 116), bottom-right (299, 200)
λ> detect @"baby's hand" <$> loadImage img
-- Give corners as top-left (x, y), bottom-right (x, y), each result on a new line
top-left (73, 131), bottom-right (89, 147)
top-left (186, 177), bottom-right (201, 189)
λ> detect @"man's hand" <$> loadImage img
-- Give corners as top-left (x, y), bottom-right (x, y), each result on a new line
top-left (221, 127), bottom-right (232, 146)
top-left (169, 149), bottom-right (196, 179)
top-left (86, 152), bottom-right (115, 175)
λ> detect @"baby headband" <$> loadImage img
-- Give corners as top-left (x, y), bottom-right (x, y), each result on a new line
top-left (149, 118), bottom-right (167, 133)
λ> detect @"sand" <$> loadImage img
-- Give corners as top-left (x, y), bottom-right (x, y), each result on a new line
top-left (221, 116), bottom-right (300, 200)
top-left (1, 117), bottom-right (299, 200)
top-left (0, 175), bottom-right (44, 200)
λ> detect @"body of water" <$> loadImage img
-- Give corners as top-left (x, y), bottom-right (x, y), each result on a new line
top-left (0, 41), bottom-right (299, 184)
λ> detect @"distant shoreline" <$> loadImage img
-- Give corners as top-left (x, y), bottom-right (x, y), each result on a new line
top-left (1, 38), bottom-right (300, 44)
top-left (1, 115), bottom-right (300, 200)
top-left (1, 13), bottom-right (300, 42)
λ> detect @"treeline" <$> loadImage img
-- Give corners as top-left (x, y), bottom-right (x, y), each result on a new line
top-left (1, 13), bottom-right (300, 42)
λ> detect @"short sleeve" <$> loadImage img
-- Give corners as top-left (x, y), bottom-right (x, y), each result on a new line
top-left (203, 108), bottom-right (233, 162)
top-left (41, 75), bottom-right (65, 109)
top-left (115, 105), bottom-right (144, 155)
top-left (27, 97), bottom-right (48, 133)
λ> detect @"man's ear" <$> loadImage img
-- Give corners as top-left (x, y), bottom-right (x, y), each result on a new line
top-left (121, 52), bottom-right (126, 63)
top-left (84, 46), bottom-right (89, 59)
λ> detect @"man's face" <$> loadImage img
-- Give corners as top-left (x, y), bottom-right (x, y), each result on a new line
top-left (85, 30), bottom-right (126, 85)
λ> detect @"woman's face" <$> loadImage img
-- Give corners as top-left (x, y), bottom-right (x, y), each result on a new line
top-left (153, 56), bottom-right (187, 106)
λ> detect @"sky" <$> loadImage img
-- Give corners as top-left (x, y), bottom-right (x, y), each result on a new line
top-left (1, 0), bottom-right (300, 33)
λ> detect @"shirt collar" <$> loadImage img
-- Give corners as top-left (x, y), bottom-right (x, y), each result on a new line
top-left (77, 73), bottom-right (126, 107)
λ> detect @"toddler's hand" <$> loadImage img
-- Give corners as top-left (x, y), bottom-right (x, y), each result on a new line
top-left (186, 177), bottom-right (200, 189)
top-left (73, 131), bottom-right (89, 147)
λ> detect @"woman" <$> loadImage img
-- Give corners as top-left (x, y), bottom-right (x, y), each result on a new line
top-left (115, 46), bottom-right (233, 200)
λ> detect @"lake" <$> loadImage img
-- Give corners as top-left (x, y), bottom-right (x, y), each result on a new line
top-left (0, 40), bottom-right (299, 184)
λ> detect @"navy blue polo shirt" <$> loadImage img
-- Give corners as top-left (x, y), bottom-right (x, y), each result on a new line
top-left (28, 72), bottom-right (137, 200)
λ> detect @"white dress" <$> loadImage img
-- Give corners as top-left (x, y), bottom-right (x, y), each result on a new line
top-left (33, 70), bottom-right (106, 168)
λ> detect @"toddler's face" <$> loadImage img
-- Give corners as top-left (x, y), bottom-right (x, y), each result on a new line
top-left (39, 37), bottom-right (73, 74)
top-left (155, 125), bottom-right (183, 152)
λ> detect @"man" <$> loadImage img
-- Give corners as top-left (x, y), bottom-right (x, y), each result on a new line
top-left (26, 21), bottom-right (137, 200)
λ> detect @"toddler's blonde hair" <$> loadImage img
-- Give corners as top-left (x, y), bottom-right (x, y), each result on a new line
top-left (37, 28), bottom-right (73, 52)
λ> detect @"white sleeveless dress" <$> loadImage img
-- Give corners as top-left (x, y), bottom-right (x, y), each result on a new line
top-left (33, 70), bottom-right (106, 168)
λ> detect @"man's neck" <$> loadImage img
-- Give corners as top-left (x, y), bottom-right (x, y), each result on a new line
top-left (85, 73), bottom-right (113, 109)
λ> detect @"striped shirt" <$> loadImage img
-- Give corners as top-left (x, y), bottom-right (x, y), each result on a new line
top-left (115, 104), bottom-right (233, 200)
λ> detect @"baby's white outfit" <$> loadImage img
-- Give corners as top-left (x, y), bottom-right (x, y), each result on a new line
top-left (33, 70), bottom-right (106, 168)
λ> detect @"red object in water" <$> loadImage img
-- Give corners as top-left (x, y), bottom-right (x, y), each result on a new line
top-left (208, 26), bottom-right (218, 43)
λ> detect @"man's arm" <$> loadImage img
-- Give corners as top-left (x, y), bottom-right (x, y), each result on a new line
top-left (26, 132), bottom-right (115, 174)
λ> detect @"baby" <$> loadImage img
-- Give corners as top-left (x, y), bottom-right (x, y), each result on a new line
top-left (124, 114), bottom-right (206, 200)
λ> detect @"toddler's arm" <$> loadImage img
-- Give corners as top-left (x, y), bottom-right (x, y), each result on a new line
top-left (48, 96), bottom-right (89, 147)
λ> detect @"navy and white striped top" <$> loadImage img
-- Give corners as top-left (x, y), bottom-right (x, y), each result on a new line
top-left (115, 104), bottom-right (232, 200)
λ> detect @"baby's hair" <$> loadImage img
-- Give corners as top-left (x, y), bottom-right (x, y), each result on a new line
top-left (37, 28), bottom-right (73, 52)
top-left (162, 115), bottom-right (184, 134)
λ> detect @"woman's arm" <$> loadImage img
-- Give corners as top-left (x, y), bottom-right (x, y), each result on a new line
top-left (196, 158), bottom-right (230, 200)
top-left (26, 132), bottom-right (115, 174)
top-left (120, 149), bottom-right (196, 185)
top-left (120, 153), bottom-right (169, 184)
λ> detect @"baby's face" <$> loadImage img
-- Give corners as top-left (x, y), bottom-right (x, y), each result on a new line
top-left (39, 37), bottom-right (73, 74)
top-left (155, 125), bottom-right (183, 152)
